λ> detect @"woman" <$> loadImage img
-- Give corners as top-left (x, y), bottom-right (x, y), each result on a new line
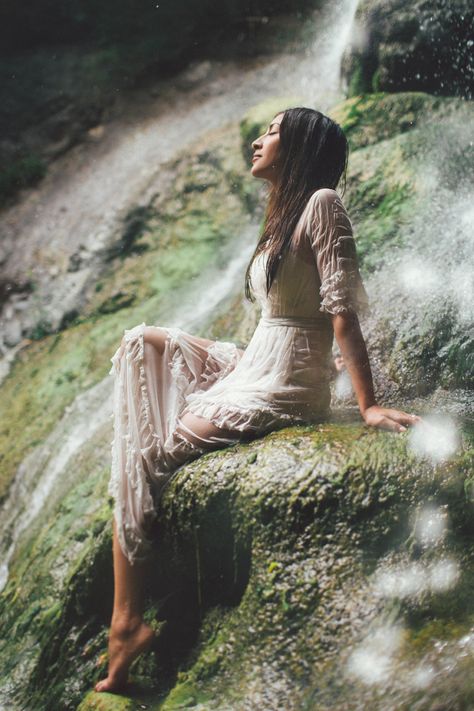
top-left (95, 107), bottom-right (419, 693)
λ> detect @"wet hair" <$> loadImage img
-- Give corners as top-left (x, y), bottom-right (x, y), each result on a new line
top-left (244, 106), bottom-right (349, 301)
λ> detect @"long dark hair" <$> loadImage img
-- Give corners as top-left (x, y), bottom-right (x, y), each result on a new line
top-left (244, 106), bottom-right (349, 301)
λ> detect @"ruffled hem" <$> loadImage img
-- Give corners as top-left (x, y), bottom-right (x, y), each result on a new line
top-left (107, 323), bottom-right (243, 565)
top-left (183, 397), bottom-right (297, 435)
top-left (108, 322), bottom-right (161, 565)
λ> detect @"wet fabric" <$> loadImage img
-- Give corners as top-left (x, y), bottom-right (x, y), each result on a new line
top-left (108, 188), bottom-right (369, 564)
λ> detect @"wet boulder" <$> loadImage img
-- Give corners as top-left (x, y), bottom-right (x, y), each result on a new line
top-left (1, 422), bottom-right (473, 710)
top-left (341, 0), bottom-right (474, 99)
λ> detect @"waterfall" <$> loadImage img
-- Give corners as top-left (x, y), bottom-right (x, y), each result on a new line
top-left (0, 0), bottom-right (359, 363)
top-left (0, 0), bottom-right (360, 589)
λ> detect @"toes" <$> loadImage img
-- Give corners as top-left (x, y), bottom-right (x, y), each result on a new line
top-left (95, 678), bottom-right (124, 694)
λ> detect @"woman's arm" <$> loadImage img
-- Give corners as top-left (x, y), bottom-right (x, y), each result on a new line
top-left (332, 311), bottom-right (420, 433)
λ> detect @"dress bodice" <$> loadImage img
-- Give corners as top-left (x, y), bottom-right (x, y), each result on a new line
top-left (249, 187), bottom-right (369, 322)
top-left (249, 247), bottom-right (328, 321)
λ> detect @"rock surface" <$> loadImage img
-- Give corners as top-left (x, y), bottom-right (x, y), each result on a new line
top-left (0, 90), bottom-right (473, 710)
top-left (341, 0), bottom-right (474, 99)
top-left (1, 421), bottom-right (473, 710)
top-left (0, 1), bottom-right (322, 207)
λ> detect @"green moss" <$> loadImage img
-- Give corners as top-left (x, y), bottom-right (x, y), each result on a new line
top-left (347, 62), bottom-right (369, 98)
top-left (345, 166), bottom-right (414, 270)
top-left (77, 691), bottom-right (138, 710)
top-left (0, 121), bottom-right (255, 501)
top-left (159, 680), bottom-right (212, 709)
top-left (2, 92), bottom-right (474, 711)
top-left (329, 91), bottom-right (460, 151)
top-left (371, 67), bottom-right (381, 93)
top-left (1, 419), bottom-right (473, 710)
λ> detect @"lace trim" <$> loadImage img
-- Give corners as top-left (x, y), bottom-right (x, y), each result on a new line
top-left (108, 323), bottom-right (221, 565)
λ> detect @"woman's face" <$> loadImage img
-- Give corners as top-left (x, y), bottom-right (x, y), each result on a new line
top-left (250, 112), bottom-right (284, 184)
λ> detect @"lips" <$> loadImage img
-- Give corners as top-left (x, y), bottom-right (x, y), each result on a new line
top-left (252, 154), bottom-right (262, 162)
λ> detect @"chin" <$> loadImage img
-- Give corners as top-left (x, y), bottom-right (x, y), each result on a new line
top-left (251, 166), bottom-right (265, 179)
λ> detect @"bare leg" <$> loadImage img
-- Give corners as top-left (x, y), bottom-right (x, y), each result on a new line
top-left (95, 520), bottom-right (156, 693)
top-left (95, 326), bottom-right (244, 693)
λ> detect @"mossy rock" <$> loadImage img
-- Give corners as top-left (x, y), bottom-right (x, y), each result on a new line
top-left (1, 421), bottom-right (473, 709)
top-left (1, 89), bottom-right (474, 710)
top-left (328, 91), bottom-right (462, 151)
top-left (341, 0), bottom-right (474, 100)
top-left (333, 93), bottom-right (474, 395)
top-left (77, 691), bottom-right (138, 710)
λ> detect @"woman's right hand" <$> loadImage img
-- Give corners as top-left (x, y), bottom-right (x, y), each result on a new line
top-left (362, 405), bottom-right (422, 433)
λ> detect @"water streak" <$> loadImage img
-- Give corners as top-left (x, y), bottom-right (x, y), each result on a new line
top-left (0, 0), bottom-right (361, 590)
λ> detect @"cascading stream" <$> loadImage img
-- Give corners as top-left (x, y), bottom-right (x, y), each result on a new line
top-left (0, 0), bottom-right (361, 591)
top-left (0, 0), bottom-right (359, 366)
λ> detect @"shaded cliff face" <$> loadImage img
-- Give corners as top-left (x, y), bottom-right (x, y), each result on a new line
top-left (341, 0), bottom-right (474, 99)
top-left (0, 89), bottom-right (473, 710)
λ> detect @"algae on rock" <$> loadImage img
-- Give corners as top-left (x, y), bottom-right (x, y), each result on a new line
top-left (1, 423), bottom-right (472, 710)
top-left (0, 90), bottom-right (473, 711)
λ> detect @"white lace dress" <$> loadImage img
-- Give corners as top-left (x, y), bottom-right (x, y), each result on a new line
top-left (108, 188), bottom-right (369, 564)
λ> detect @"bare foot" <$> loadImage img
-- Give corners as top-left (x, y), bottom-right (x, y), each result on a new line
top-left (95, 617), bottom-right (156, 693)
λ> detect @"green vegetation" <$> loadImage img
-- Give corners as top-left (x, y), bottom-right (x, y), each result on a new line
top-left (1, 90), bottom-right (473, 709)
top-left (1, 421), bottom-right (472, 710)
top-left (329, 91), bottom-right (457, 150)
top-left (0, 121), bottom-right (257, 501)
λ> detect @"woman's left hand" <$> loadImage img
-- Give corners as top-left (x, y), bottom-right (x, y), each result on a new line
top-left (362, 405), bottom-right (421, 433)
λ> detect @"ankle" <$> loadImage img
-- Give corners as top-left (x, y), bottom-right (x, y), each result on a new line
top-left (110, 612), bottom-right (144, 635)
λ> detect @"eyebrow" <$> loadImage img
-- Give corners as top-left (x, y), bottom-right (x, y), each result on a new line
top-left (268, 122), bottom-right (281, 129)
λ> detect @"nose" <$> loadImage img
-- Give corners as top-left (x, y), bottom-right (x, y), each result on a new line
top-left (251, 135), bottom-right (263, 151)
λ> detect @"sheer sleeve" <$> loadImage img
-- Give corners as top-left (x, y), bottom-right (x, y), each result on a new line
top-left (306, 188), bottom-right (369, 316)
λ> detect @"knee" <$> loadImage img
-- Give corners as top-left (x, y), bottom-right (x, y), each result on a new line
top-left (118, 325), bottom-right (170, 356)
top-left (143, 326), bottom-right (170, 356)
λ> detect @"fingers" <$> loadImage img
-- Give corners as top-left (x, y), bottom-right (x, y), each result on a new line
top-left (384, 409), bottom-right (422, 428)
top-left (378, 416), bottom-right (407, 434)
top-left (364, 407), bottom-right (422, 434)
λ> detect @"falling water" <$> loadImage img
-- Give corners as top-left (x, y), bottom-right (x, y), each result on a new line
top-left (0, 0), bottom-right (359, 365)
top-left (0, 0), bottom-right (361, 590)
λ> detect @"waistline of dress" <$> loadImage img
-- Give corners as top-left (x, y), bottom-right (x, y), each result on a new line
top-left (259, 315), bottom-right (330, 329)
